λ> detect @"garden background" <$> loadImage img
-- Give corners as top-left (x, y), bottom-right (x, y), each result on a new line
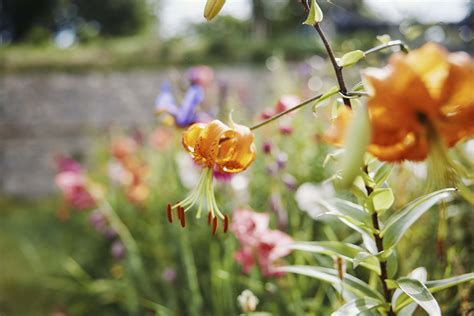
top-left (1, 0), bottom-right (473, 315)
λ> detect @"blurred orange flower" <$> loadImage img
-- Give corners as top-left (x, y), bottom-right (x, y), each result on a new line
top-left (363, 42), bottom-right (474, 162)
top-left (324, 43), bottom-right (474, 163)
top-left (182, 120), bottom-right (256, 173)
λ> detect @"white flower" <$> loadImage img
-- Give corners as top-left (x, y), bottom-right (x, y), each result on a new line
top-left (175, 152), bottom-right (201, 189)
top-left (237, 289), bottom-right (259, 313)
top-left (295, 181), bottom-right (335, 220)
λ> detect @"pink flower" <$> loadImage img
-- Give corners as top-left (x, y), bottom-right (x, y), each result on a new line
top-left (55, 155), bottom-right (83, 173)
top-left (55, 171), bottom-right (95, 210)
top-left (232, 209), bottom-right (293, 277)
top-left (213, 169), bottom-right (233, 182)
top-left (232, 209), bottom-right (270, 247)
top-left (186, 65), bottom-right (214, 87)
top-left (256, 230), bottom-right (293, 277)
top-left (275, 95), bottom-right (301, 114)
top-left (234, 247), bottom-right (255, 274)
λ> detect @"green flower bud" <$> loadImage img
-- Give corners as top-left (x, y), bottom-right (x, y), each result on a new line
top-left (204, 0), bottom-right (226, 21)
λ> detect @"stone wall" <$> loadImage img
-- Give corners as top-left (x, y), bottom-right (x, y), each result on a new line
top-left (0, 68), bottom-right (270, 197)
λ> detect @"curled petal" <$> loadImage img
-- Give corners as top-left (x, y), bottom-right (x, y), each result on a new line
top-left (405, 43), bottom-right (450, 101)
top-left (216, 123), bottom-right (256, 173)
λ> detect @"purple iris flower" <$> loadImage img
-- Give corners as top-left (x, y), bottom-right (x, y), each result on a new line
top-left (155, 82), bottom-right (206, 128)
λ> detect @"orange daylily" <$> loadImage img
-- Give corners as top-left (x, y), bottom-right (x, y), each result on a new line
top-left (364, 42), bottom-right (474, 162)
top-left (325, 43), bottom-right (474, 163)
top-left (167, 119), bottom-right (256, 234)
top-left (182, 120), bottom-right (256, 173)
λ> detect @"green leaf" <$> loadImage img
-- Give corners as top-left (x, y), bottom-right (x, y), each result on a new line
top-left (395, 273), bottom-right (474, 312)
top-left (313, 86), bottom-right (340, 112)
top-left (376, 34), bottom-right (392, 44)
top-left (337, 103), bottom-right (371, 188)
top-left (426, 272), bottom-right (474, 292)
top-left (331, 198), bottom-right (372, 226)
top-left (373, 163), bottom-right (393, 187)
top-left (339, 50), bottom-right (365, 68)
top-left (278, 266), bottom-right (384, 301)
top-left (396, 278), bottom-right (441, 316)
top-left (381, 188), bottom-right (456, 249)
top-left (289, 241), bottom-right (381, 274)
top-left (368, 188), bottom-right (394, 213)
top-left (303, 0), bottom-right (323, 25)
top-left (332, 297), bottom-right (387, 316)
top-left (317, 198), bottom-right (375, 238)
top-left (392, 267), bottom-right (427, 315)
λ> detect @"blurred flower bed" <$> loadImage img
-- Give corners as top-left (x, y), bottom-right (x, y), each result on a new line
top-left (1, 60), bottom-right (473, 315)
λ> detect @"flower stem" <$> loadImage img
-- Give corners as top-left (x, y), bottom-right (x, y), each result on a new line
top-left (364, 40), bottom-right (409, 56)
top-left (313, 23), bottom-right (352, 109)
top-left (366, 185), bottom-right (395, 316)
top-left (250, 93), bottom-right (323, 131)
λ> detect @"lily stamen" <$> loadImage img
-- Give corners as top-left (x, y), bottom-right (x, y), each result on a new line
top-left (167, 204), bottom-right (173, 223)
top-left (212, 216), bottom-right (218, 235)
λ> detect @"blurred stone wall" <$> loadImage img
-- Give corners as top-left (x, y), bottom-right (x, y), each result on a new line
top-left (0, 68), bottom-right (269, 197)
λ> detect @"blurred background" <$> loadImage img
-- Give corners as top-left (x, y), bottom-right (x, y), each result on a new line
top-left (1, 0), bottom-right (473, 315)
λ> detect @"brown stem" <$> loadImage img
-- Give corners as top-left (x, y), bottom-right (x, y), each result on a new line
top-left (313, 23), bottom-right (352, 108)
top-left (366, 185), bottom-right (395, 316)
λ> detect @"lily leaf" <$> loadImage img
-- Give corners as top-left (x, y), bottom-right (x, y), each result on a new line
top-left (396, 278), bottom-right (441, 316)
top-left (289, 241), bottom-right (380, 274)
top-left (392, 267), bottom-right (427, 316)
top-left (372, 163), bottom-right (393, 187)
top-left (367, 188), bottom-right (394, 213)
top-left (338, 103), bottom-right (371, 188)
top-left (394, 273), bottom-right (474, 312)
top-left (313, 199), bottom-right (375, 239)
top-left (332, 297), bottom-right (387, 316)
top-left (303, 0), bottom-right (323, 25)
top-left (381, 188), bottom-right (456, 249)
top-left (426, 272), bottom-right (474, 292)
top-left (339, 50), bottom-right (365, 68)
top-left (278, 266), bottom-right (384, 301)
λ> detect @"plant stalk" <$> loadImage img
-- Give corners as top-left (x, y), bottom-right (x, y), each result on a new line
top-left (366, 186), bottom-right (395, 316)
top-left (312, 23), bottom-right (352, 108)
top-left (250, 93), bottom-right (323, 130)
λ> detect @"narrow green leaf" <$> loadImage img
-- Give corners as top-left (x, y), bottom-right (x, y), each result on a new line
top-left (339, 50), bottom-right (365, 68)
top-left (332, 297), bottom-right (387, 316)
top-left (381, 188), bottom-right (456, 249)
top-left (338, 103), bottom-right (371, 188)
top-left (393, 267), bottom-right (427, 315)
top-left (396, 278), bottom-right (441, 316)
top-left (289, 241), bottom-right (380, 274)
top-left (394, 272), bottom-right (474, 312)
top-left (278, 266), bottom-right (384, 301)
top-left (303, 0), bottom-right (323, 25)
top-left (312, 198), bottom-right (374, 238)
top-left (313, 86), bottom-right (340, 112)
top-left (331, 198), bottom-right (372, 226)
top-left (373, 163), bottom-right (393, 187)
top-left (425, 273), bottom-right (474, 292)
